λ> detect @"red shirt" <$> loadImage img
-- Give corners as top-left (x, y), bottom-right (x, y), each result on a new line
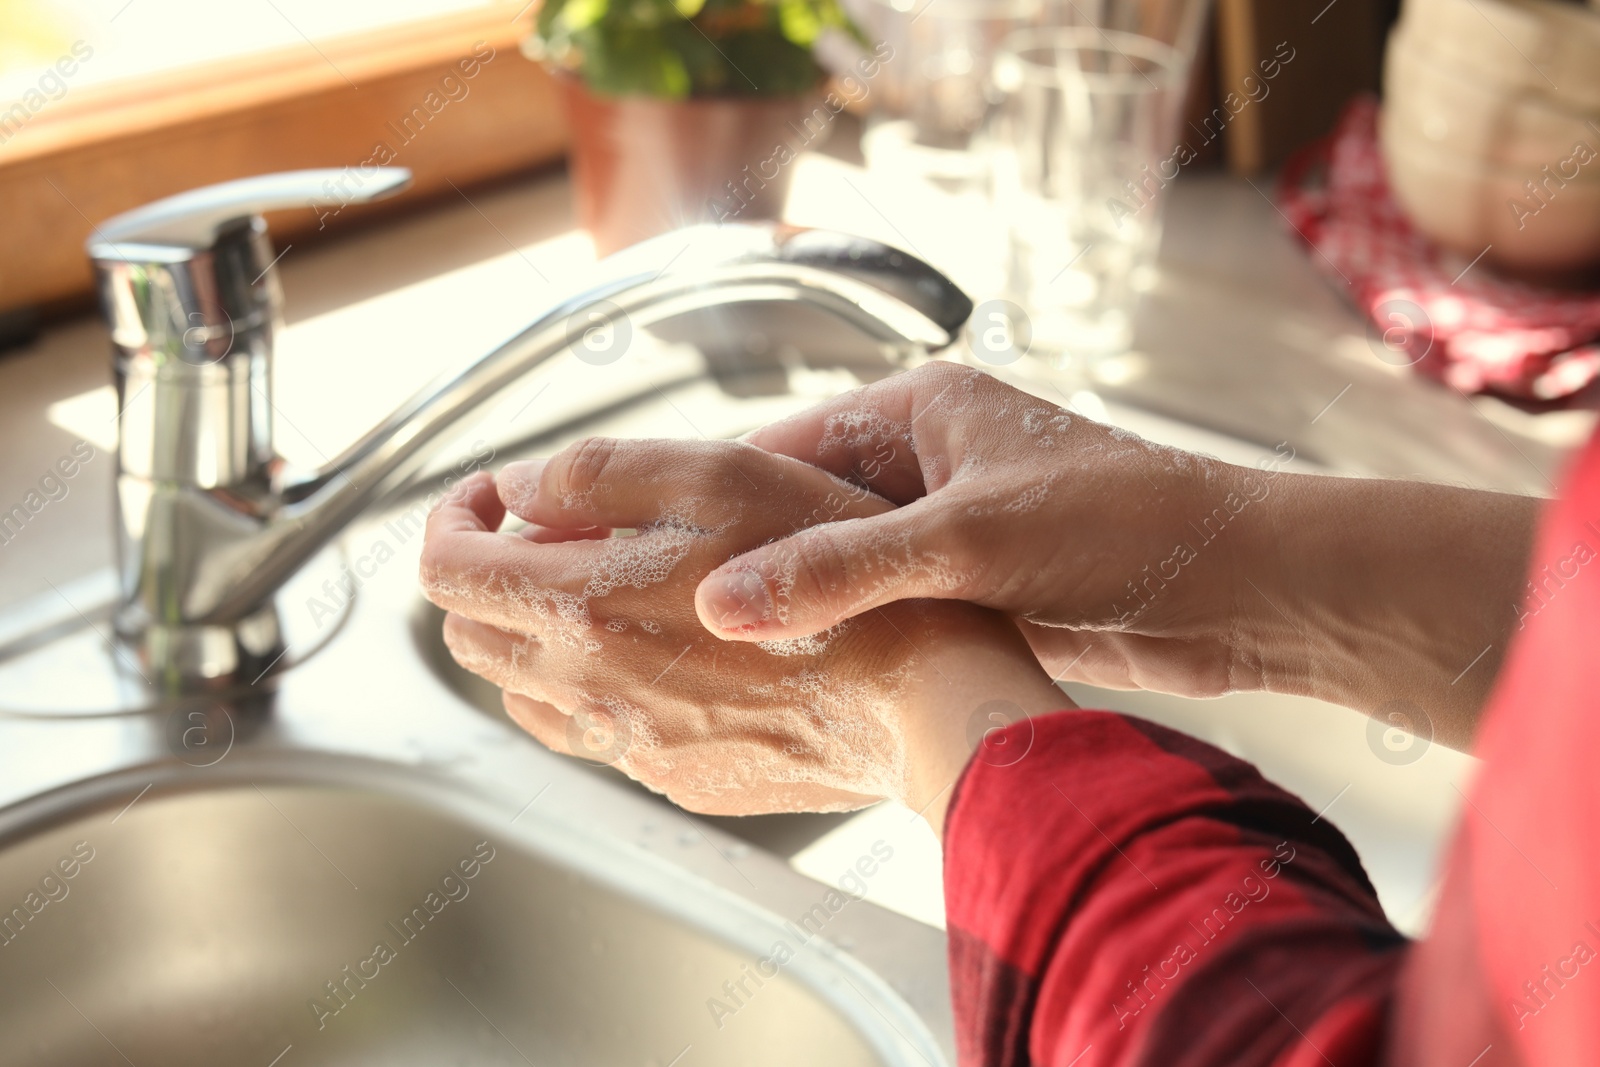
top-left (944, 431), bottom-right (1600, 1066)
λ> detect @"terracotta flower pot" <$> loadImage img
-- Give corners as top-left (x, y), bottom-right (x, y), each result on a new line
top-left (557, 75), bottom-right (832, 256)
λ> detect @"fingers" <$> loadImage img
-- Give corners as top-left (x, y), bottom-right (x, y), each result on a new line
top-left (501, 438), bottom-right (894, 536)
top-left (516, 523), bottom-right (612, 544)
top-left (502, 691), bottom-right (571, 753)
top-left (438, 426), bottom-right (959, 644)
top-left (497, 459), bottom-right (545, 522)
top-left (497, 460), bottom-right (613, 539)
top-left (499, 665), bottom-right (643, 773)
top-left (743, 360), bottom-right (987, 502)
top-left (501, 439), bottom-right (743, 529)
top-left (434, 444), bottom-right (837, 636)
top-left (427, 470), bottom-right (506, 536)
top-left (441, 612), bottom-right (544, 697)
top-left (694, 496), bottom-right (974, 639)
top-left (421, 493), bottom-right (599, 634)
top-left (456, 624), bottom-right (637, 767)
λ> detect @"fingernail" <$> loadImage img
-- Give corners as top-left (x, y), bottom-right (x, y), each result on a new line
top-left (703, 570), bottom-right (771, 630)
top-left (498, 459), bottom-right (547, 515)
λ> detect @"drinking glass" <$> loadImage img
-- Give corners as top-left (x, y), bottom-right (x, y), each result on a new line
top-left (984, 8), bottom-right (1205, 364)
top-left (856, 0), bottom-right (1043, 191)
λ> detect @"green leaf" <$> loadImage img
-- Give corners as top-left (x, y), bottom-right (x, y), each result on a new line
top-left (780, 0), bottom-right (832, 45)
top-left (560, 0), bottom-right (609, 32)
top-left (714, 28), bottom-right (821, 94)
top-left (655, 51), bottom-right (692, 96)
top-left (625, 0), bottom-right (671, 27)
top-left (535, 0), bottom-right (567, 41)
top-left (579, 25), bottom-right (693, 97)
top-left (776, 0), bottom-right (820, 46)
top-left (530, 0), bottom-right (858, 98)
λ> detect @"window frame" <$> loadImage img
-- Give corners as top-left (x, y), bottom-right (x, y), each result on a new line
top-left (0, 1), bottom-right (567, 317)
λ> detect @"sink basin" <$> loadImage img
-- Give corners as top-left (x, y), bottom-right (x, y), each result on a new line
top-left (0, 758), bottom-right (941, 1067)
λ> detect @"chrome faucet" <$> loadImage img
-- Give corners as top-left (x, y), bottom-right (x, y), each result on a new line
top-left (88, 168), bottom-right (974, 693)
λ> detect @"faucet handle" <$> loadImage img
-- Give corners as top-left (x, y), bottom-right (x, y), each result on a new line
top-left (89, 168), bottom-right (411, 495)
top-left (88, 168), bottom-right (412, 255)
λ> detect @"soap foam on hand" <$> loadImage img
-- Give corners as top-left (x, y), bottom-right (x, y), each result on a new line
top-left (819, 408), bottom-right (912, 455)
top-left (756, 624), bottom-right (846, 657)
top-left (1020, 405), bottom-right (1072, 448)
top-left (433, 462), bottom-right (949, 816)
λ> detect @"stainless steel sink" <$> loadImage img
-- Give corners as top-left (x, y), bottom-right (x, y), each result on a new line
top-left (0, 755), bottom-right (942, 1067)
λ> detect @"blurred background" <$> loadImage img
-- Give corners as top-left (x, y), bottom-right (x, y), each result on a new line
top-left (0, 0), bottom-right (1408, 335)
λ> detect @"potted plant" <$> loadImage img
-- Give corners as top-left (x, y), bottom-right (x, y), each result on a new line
top-left (526, 0), bottom-right (866, 254)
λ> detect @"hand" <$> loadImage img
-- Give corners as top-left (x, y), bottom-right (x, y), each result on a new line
top-left (420, 437), bottom-right (1067, 826)
top-left (690, 361), bottom-right (1262, 697)
top-left (692, 362), bottom-right (1538, 742)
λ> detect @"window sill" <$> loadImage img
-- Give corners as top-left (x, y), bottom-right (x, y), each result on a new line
top-left (0, 1), bottom-right (567, 317)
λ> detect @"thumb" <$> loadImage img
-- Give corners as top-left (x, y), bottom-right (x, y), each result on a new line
top-left (694, 500), bottom-right (966, 640)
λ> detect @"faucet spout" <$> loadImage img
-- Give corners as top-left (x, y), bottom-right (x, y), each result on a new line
top-left (93, 209), bottom-right (972, 689)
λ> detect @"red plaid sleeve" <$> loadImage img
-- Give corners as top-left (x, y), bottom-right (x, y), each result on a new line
top-left (943, 711), bottom-right (1405, 1067)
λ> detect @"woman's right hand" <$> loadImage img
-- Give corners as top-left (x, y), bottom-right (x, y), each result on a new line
top-left (694, 362), bottom-right (1537, 742)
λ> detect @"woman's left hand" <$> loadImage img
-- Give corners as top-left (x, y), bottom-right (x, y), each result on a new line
top-left (420, 437), bottom-right (1067, 823)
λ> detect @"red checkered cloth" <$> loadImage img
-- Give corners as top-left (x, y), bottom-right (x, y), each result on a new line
top-left (1276, 95), bottom-right (1600, 402)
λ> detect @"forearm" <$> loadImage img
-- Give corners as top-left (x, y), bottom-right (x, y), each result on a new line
top-left (1235, 469), bottom-right (1541, 746)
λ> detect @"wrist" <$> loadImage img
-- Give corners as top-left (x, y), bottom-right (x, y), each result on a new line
top-left (1231, 468), bottom-right (1540, 746)
top-left (899, 626), bottom-right (1071, 836)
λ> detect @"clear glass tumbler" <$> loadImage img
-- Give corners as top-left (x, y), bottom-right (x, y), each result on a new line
top-left (985, 19), bottom-right (1199, 362)
top-left (857, 0), bottom-right (1043, 191)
